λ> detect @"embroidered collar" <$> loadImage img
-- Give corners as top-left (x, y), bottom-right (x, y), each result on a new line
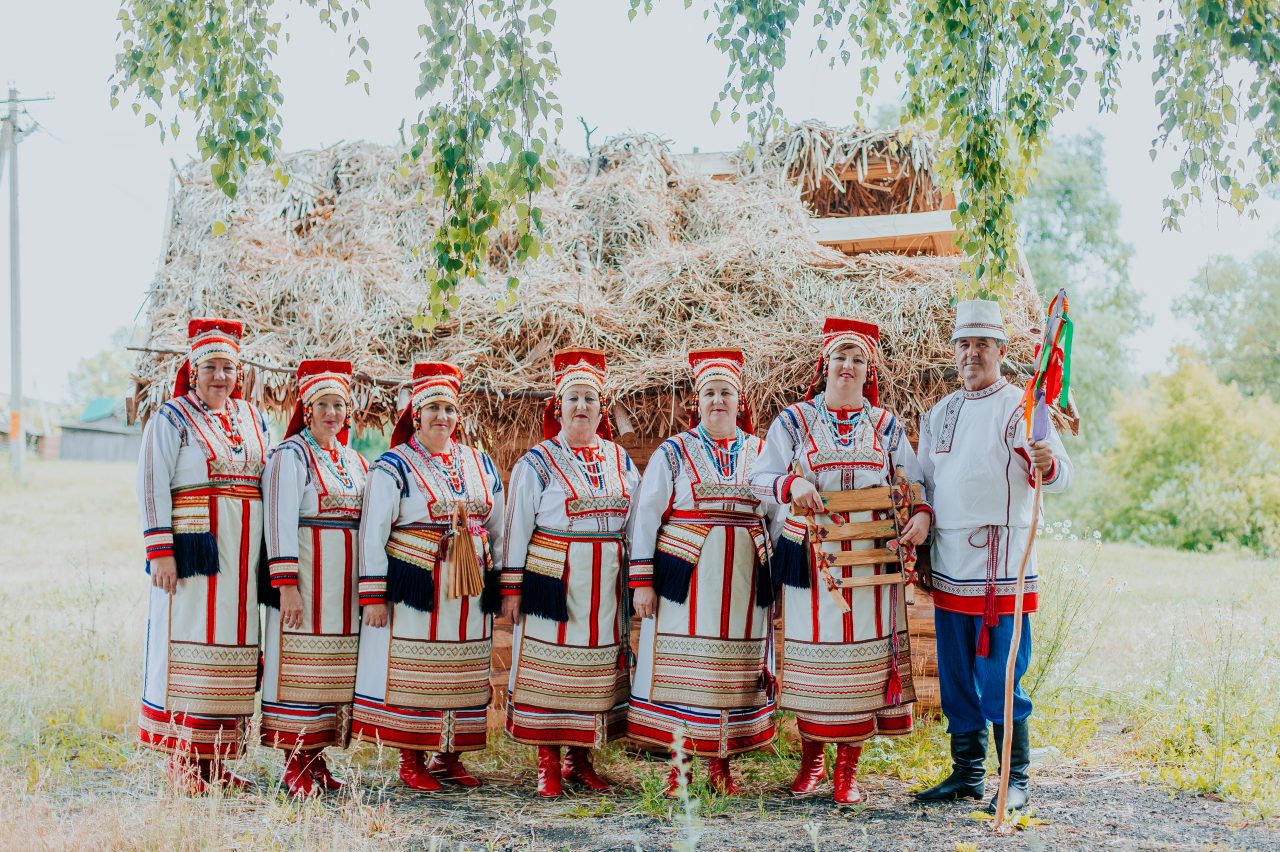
top-left (961, 378), bottom-right (1008, 400)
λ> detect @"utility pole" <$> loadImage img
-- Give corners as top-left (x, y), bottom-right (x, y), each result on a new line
top-left (2, 85), bottom-right (52, 482)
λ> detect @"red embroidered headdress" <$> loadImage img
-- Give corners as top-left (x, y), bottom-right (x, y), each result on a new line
top-left (807, 316), bottom-right (881, 406)
top-left (172, 318), bottom-right (244, 399)
top-left (687, 347), bottom-right (753, 433)
top-left (542, 348), bottom-right (613, 441)
top-left (284, 359), bottom-right (354, 443)
top-left (391, 362), bottom-right (464, 448)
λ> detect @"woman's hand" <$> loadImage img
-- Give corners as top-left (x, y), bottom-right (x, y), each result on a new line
top-left (501, 595), bottom-right (522, 624)
top-left (788, 478), bottom-right (826, 515)
top-left (363, 603), bottom-right (389, 628)
top-left (633, 587), bottom-right (657, 619)
top-left (899, 511), bottom-right (932, 546)
top-left (150, 556), bottom-right (178, 594)
top-left (279, 586), bottom-right (305, 630)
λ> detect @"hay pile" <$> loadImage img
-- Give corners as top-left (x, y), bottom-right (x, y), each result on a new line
top-left (133, 129), bottom-right (1043, 472)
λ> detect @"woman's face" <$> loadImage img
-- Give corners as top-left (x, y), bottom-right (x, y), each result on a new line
top-left (195, 357), bottom-right (237, 408)
top-left (559, 384), bottom-right (602, 438)
top-left (307, 394), bottom-right (348, 444)
top-left (697, 380), bottom-right (739, 436)
top-left (825, 345), bottom-right (869, 399)
top-left (416, 399), bottom-right (459, 447)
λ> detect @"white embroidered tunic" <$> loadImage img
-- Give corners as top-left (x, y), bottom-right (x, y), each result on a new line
top-left (917, 378), bottom-right (1072, 617)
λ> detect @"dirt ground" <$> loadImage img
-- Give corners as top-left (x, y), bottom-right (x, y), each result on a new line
top-left (360, 767), bottom-right (1279, 851)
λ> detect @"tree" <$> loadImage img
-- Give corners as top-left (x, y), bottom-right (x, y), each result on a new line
top-left (111, 0), bottom-right (1280, 314)
top-left (66, 328), bottom-right (136, 411)
top-left (1174, 232), bottom-right (1280, 400)
top-left (1093, 350), bottom-right (1280, 556)
top-left (1018, 131), bottom-right (1147, 445)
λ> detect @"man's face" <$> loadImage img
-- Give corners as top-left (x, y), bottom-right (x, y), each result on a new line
top-left (953, 337), bottom-right (1005, 389)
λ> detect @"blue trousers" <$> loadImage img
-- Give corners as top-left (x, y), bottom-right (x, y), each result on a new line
top-left (934, 609), bottom-right (1033, 734)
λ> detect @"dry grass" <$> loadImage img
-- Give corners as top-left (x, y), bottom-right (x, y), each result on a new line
top-left (130, 128), bottom-right (1045, 472)
top-left (3, 461), bottom-right (1278, 850)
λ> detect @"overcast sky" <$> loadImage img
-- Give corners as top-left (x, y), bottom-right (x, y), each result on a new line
top-left (2, 0), bottom-right (1277, 403)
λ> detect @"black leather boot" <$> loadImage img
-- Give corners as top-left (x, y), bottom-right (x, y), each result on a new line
top-left (914, 729), bottom-right (987, 802)
top-left (987, 722), bottom-right (1030, 812)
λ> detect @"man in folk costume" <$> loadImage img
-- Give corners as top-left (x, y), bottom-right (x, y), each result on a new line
top-left (750, 318), bottom-right (932, 805)
top-left (626, 349), bottom-right (784, 796)
top-left (500, 348), bottom-right (640, 797)
top-left (136, 318), bottom-right (271, 793)
top-left (352, 362), bottom-right (506, 791)
top-left (914, 299), bottom-right (1072, 811)
top-left (261, 360), bottom-right (368, 796)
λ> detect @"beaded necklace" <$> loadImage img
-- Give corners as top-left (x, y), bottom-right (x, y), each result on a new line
top-left (817, 393), bottom-right (864, 448)
top-left (695, 424), bottom-right (743, 479)
top-left (193, 393), bottom-right (245, 455)
top-left (411, 436), bottom-right (465, 496)
top-left (302, 428), bottom-right (354, 490)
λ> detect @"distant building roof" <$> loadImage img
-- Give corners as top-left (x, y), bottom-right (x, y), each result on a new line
top-left (79, 397), bottom-right (122, 423)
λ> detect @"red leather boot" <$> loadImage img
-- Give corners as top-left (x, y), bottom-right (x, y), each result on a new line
top-left (282, 750), bottom-right (318, 797)
top-left (308, 750), bottom-right (345, 791)
top-left (663, 762), bottom-right (691, 798)
top-left (427, 751), bottom-right (482, 788)
top-left (398, 748), bottom-right (442, 791)
top-left (536, 746), bottom-right (563, 797)
top-left (789, 738), bottom-right (826, 796)
top-left (833, 743), bottom-right (864, 805)
top-left (562, 746), bottom-right (610, 792)
top-left (707, 757), bottom-right (743, 795)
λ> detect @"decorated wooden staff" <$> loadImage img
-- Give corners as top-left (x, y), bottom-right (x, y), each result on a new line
top-left (993, 289), bottom-right (1072, 830)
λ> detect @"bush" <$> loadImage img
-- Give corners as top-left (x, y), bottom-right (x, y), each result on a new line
top-left (1091, 350), bottom-right (1280, 555)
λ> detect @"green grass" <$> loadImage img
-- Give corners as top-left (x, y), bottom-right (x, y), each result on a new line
top-left (2, 461), bottom-right (1278, 842)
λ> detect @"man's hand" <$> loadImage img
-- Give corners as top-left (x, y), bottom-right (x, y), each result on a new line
top-left (363, 603), bottom-right (389, 628)
top-left (279, 585), bottom-right (305, 630)
top-left (150, 556), bottom-right (178, 594)
top-left (633, 587), bottom-right (657, 619)
top-left (1028, 440), bottom-right (1055, 475)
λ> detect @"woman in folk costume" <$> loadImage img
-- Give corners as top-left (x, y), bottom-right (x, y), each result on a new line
top-left (136, 318), bottom-right (270, 793)
top-left (500, 348), bottom-right (640, 797)
top-left (351, 362), bottom-right (505, 791)
top-left (749, 317), bottom-right (933, 805)
top-left (261, 359), bottom-right (368, 797)
top-left (626, 349), bottom-right (783, 796)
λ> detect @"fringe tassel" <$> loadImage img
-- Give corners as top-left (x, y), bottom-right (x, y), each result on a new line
top-left (387, 555), bottom-right (435, 612)
top-left (446, 506), bottom-right (486, 599)
top-left (976, 625), bottom-right (990, 658)
top-left (257, 546), bottom-right (279, 610)
top-left (520, 570), bottom-right (569, 623)
top-left (480, 568), bottom-right (503, 615)
top-left (173, 532), bottom-right (219, 579)
top-left (885, 663), bottom-right (903, 706)
top-left (772, 536), bottom-right (811, 589)
top-left (754, 556), bottom-right (775, 609)
top-left (652, 551), bottom-right (696, 604)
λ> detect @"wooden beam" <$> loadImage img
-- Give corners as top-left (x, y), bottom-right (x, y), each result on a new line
top-left (824, 548), bottom-right (901, 567)
top-left (674, 151), bottom-right (739, 179)
top-left (829, 573), bottom-right (907, 589)
top-left (812, 210), bottom-right (957, 258)
top-left (814, 519), bottom-right (897, 542)
top-left (808, 484), bottom-right (922, 514)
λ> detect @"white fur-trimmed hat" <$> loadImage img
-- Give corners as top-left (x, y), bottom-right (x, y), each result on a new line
top-left (951, 299), bottom-right (1009, 343)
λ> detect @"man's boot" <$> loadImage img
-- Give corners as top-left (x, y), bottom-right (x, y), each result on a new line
top-left (987, 722), bottom-right (1030, 813)
top-left (914, 729), bottom-right (987, 802)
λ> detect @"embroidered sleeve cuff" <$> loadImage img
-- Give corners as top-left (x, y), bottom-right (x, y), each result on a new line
top-left (143, 527), bottom-right (174, 560)
top-left (912, 502), bottom-right (934, 518)
top-left (628, 558), bottom-right (654, 588)
top-left (268, 556), bottom-right (299, 587)
top-left (358, 576), bottom-right (387, 606)
top-left (500, 567), bottom-right (524, 595)
top-left (775, 475), bottom-right (799, 504)
top-left (1042, 458), bottom-right (1059, 484)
